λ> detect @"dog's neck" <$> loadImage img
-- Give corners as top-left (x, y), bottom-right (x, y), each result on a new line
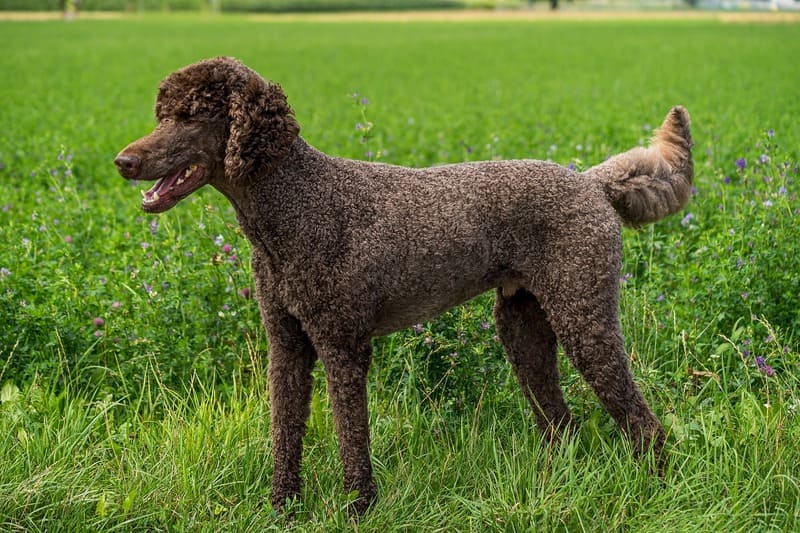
top-left (213, 136), bottom-right (335, 261)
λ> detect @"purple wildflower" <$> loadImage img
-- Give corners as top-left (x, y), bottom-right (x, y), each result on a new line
top-left (150, 219), bottom-right (158, 235)
top-left (0, 267), bottom-right (10, 278)
top-left (1, 204), bottom-right (10, 212)
top-left (238, 287), bottom-right (252, 299)
top-left (778, 186), bottom-right (787, 195)
top-left (365, 151), bottom-right (375, 159)
top-left (355, 123), bottom-right (363, 130)
top-left (741, 291), bottom-right (749, 300)
top-left (723, 176), bottom-right (731, 184)
top-left (111, 301), bottom-right (121, 309)
top-left (222, 304), bottom-right (230, 311)
top-left (93, 317), bottom-right (104, 328)
top-left (767, 129), bottom-right (775, 138)
top-left (94, 330), bottom-right (104, 338)
top-left (360, 97), bottom-right (369, 106)
top-left (760, 154), bottom-right (770, 164)
top-left (691, 186), bottom-right (698, 196)
top-left (763, 200), bottom-right (773, 208)
top-left (480, 321), bottom-right (491, 330)
top-left (681, 212), bottom-right (695, 227)
top-left (412, 323), bottom-right (424, 334)
top-left (141, 242), bottom-right (149, 250)
top-left (736, 158), bottom-right (746, 170)
top-left (221, 243), bottom-right (232, 253)
top-left (656, 294), bottom-right (665, 302)
top-left (64, 235), bottom-right (73, 243)
top-left (143, 282), bottom-right (153, 295)
top-left (567, 163), bottom-right (576, 171)
top-left (755, 356), bottom-right (775, 377)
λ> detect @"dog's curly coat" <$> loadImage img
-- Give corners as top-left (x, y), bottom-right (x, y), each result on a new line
top-left (116, 57), bottom-right (694, 515)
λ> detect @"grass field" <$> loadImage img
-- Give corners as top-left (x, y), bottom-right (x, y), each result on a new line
top-left (1, 14), bottom-right (800, 530)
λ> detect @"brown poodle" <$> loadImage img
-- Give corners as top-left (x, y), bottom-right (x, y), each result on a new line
top-left (115, 57), bottom-right (694, 515)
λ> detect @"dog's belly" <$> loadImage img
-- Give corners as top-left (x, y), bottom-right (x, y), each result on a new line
top-left (370, 277), bottom-right (500, 337)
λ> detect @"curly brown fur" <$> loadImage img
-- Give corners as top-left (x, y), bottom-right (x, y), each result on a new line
top-left (587, 106), bottom-right (694, 227)
top-left (115, 57), bottom-right (694, 515)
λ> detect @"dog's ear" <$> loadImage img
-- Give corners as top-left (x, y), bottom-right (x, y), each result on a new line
top-left (225, 73), bottom-right (300, 184)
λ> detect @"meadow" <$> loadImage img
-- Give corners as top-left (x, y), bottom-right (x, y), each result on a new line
top-left (1, 13), bottom-right (800, 530)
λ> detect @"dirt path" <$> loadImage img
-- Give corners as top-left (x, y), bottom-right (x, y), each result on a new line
top-left (1, 9), bottom-right (798, 23)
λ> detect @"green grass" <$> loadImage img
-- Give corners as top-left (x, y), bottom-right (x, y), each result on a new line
top-left (1, 14), bottom-right (800, 530)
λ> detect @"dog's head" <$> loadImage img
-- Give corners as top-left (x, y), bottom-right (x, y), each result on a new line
top-left (114, 57), bottom-right (300, 213)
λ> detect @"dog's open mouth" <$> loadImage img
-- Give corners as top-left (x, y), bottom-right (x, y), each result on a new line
top-left (141, 164), bottom-right (206, 213)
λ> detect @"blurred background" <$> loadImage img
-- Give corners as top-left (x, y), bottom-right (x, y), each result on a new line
top-left (3, 0), bottom-right (799, 15)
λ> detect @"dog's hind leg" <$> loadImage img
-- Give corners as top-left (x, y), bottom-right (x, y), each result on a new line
top-left (538, 266), bottom-right (666, 461)
top-left (494, 287), bottom-right (573, 440)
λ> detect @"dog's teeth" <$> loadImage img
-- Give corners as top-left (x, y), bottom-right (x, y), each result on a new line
top-left (189, 164), bottom-right (197, 171)
top-left (152, 191), bottom-right (160, 201)
top-left (184, 168), bottom-right (192, 178)
top-left (177, 178), bottom-right (185, 185)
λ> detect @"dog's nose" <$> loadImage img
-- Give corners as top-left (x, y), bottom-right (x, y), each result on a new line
top-left (114, 154), bottom-right (141, 178)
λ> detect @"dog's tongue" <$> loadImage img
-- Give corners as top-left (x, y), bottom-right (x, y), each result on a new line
top-left (144, 168), bottom-right (183, 200)
top-left (141, 165), bottom-right (204, 213)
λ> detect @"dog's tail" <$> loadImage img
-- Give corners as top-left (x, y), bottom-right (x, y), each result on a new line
top-left (585, 106), bottom-right (694, 227)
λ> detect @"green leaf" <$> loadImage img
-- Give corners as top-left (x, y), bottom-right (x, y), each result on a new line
top-left (122, 489), bottom-right (137, 515)
top-left (96, 493), bottom-right (107, 518)
top-left (0, 381), bottom-right (20, 404)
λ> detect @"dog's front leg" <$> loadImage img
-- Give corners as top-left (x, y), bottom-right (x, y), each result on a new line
top-left (264, 309), bottom-right (318, 512)
top-left (320, 342), bottom-right (377, 515)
